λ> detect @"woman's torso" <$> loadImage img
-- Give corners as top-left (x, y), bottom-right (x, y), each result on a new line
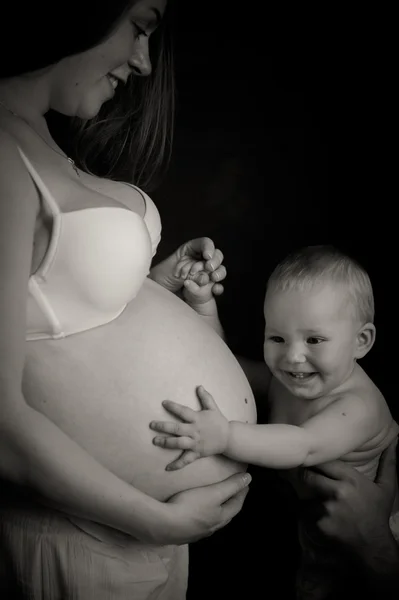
top-left (1, 120), bottom-right (257, 504)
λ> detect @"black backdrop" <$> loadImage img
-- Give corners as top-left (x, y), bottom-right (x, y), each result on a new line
top-left (150, 4), bottom-right (395, 598)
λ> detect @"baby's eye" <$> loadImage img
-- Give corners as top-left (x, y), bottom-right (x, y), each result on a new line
top-left (307, 337), bottom-right (324, 345)
top-left (269, 336), bottom-right (284, 343)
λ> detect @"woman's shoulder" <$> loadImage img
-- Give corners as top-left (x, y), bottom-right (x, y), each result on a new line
top-left (0, 123), bottom-right (20, 156)
top-left (0, 126), bottom-right (40, 217)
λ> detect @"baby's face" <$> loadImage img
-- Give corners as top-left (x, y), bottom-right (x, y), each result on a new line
top-left (263, 283), bottom-right (359, 400)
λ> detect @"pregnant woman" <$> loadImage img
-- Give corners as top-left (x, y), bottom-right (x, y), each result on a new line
top-left (0, 1), bottom-right (256, 598)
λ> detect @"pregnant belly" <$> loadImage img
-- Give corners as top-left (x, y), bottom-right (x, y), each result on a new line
top-left (23, 278), bottom-right (257, 502)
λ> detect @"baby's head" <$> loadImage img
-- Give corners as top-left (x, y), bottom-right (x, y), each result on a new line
top-left (263, 245), bottom-right (375, 400)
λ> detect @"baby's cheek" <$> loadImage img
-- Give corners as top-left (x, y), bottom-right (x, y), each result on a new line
top-left (263, 346), bottom-right (274, 369)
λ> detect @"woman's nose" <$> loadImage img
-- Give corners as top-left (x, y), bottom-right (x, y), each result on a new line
top-left (129, 38), bottom-right (152, 76)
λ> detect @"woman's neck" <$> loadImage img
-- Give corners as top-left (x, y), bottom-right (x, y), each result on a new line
top-left (0, 73), bottom-right (51, 135)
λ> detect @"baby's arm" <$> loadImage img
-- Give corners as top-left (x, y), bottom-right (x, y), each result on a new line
top-left (151, 389), bottom-right (381, 470)
top-left (226, 394), bottom-right (380, 468)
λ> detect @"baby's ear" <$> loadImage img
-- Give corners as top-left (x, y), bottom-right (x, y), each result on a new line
top-left (354, 322), bottom-right (376, 359)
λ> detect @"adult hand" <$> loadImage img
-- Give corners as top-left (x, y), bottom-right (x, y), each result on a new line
top-left (302, 438), bottom-right (398, 553)
top-left (155, 472), bottom-right (251, 545)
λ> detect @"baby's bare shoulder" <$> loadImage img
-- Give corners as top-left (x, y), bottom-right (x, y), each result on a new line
top-left (341, 371), bottom-right (396, 447)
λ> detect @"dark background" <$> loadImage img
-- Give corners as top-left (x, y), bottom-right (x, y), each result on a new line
top-left (151, 4), bottom-right (394, 598)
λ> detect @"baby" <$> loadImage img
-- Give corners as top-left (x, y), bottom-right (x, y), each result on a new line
top-left (150, 244), bottom-right (399, 599)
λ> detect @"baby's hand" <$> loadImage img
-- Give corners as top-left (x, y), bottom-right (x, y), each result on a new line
top-left (150, 386), bottom-right (230, 471)
top-left (178, 238), bottom-right (226, 313)
top-left (149, 237), bottom-right (226, 297)
top-left (177, 238), bottom-right (226, 304)
top-left (182, 277), bottom-right (220, 308)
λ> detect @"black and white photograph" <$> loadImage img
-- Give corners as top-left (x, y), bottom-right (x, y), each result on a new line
top-left (0, 2), bottom-right (397, 599)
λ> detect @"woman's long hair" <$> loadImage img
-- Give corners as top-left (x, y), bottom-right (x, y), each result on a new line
top-left (2, 1), bottom-right (176, 191)
top-left (67, 9), bottom-right (175, 191)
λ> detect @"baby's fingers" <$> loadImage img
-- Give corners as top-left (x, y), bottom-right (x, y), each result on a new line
top-left (184, 280), bottom-right (214, 303)
top-left (161, 400), bottom-right (198, 423)
top-left (196, 385), bottom-right (219, 410)
top-left (182, 260), bottom-right (205, 281)
top-left (211, 283), bottom-right (224, 296)
top-left (190, 270), bottom-right (210, 286)
top-left (166, 450), bottom-right (201, 471)
top-left (150, 420), bottom-right (195, 436)
top-left (153, 435), bottom-right (195, 450)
